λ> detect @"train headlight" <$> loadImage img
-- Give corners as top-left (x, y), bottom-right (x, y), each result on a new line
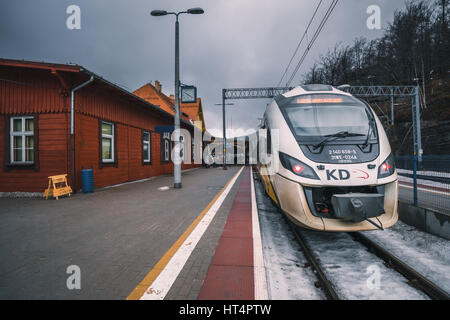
top-left (293, 164), bottom-right (304, 173)
top-left (378, 153), bottom-right (396, 179)
top-left (279, 152), bottom-right (319, 180)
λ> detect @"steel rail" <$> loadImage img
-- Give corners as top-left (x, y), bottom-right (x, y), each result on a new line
top-left (350, 232), bottom-right (450, 300)
top-left (291, 227), bottom-right (340, 300)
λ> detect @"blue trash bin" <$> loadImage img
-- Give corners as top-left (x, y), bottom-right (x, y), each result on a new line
top-left (81, 168), bottom-right (94, 193)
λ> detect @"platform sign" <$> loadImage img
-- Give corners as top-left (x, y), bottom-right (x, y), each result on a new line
top-left (181, 85), bottom-right (197, 103)
top-left (155, 125), bottom-right (174, 133)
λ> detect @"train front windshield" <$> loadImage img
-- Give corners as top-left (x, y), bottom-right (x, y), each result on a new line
top-left (281, 94), bottom-right (376, 143)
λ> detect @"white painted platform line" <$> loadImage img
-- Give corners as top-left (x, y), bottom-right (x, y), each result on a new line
top-left (399, 181), bottom-right (450, 197)
top-left (250, 168), bottom-right (269, 300)
top-left (139, 166), bottom-right (245, 300)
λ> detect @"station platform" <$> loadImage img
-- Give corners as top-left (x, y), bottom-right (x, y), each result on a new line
top-left (0, 165), bottom-right (266, 300)
top-left (128, 165), bottom-right (266, 300)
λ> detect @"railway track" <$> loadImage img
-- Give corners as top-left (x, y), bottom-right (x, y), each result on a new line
top-left (252, 167), bottom-right (449, 300)
top-left (292, 228), bottom-right (340, 300)
top-left (349, 232), bottom-right (450, 300)
top-left (291, 225), bottom-right (450, 300)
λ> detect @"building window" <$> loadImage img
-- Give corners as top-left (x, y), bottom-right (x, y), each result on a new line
top-left (179, 135), bottom-right (185, 161)
top-left (164, 140), bottom-right (169, 161)
top-left (101, 121), bottom-right (114, 163)
top-left (10, 116), bottom-right (34, 164)
top-left (143, 131), bottom-right (151, 163)
top-left (161, 132), bottom-right (170, 162)
top-left (179, 134), bottom-right (191, 163)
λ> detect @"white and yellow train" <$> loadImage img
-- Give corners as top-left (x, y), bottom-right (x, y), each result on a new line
top-left (257, 84), bottom-right (398, 231)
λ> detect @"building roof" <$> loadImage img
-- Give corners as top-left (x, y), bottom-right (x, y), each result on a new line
top-left (134, 81), bottom-right (206, 132)
top-left (180, 98), bottom-right (206, 132)
top-left (0, 58), bottom-right (194, 129)
top-left (0, 58), bottom-right (81, 73)
top-left (134, 81), bottom-right (192, 123)
top-left (133, 82), bottom-right (186, 121)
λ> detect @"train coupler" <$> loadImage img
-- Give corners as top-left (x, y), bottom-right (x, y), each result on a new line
top-left (331, 193), bottom-right (384, 224)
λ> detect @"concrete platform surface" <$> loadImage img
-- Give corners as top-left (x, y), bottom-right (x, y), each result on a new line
top-left (0, 166), bottom-right (242, 299)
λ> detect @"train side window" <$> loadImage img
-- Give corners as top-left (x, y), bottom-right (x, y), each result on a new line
top-left (263, 119), bottom-right (271, 155)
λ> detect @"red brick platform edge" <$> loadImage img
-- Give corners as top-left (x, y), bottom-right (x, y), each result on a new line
top-left (198, 167), bottom-right (254, 300)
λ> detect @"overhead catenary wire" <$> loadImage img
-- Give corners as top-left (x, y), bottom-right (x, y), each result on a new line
top-left (285, 0), bottom-right (340, 87)
top-left (286, 0), bottom-right (339, 87)
top-left (276, 0), bottom-right (324, 87)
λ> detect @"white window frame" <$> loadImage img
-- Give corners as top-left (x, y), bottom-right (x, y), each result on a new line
top-left (101, 121), bottom-right (114, 163)
top-left (143, 131), bottom-right (151, 163)
top-left (10, 116), bottom-right (34, 164)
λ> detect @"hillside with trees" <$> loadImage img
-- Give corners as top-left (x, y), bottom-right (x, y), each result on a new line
top-left (302, 0), bottom-right (450, 156)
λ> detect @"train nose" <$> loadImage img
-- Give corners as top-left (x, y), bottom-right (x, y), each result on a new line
top-left (331, 193), bottom-right (385, 223)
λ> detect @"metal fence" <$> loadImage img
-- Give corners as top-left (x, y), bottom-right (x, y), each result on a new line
top-left (395, 155), bottom-right (450, 214)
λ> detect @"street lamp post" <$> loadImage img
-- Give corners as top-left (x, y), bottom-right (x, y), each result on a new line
top-left (151, 7), bottom-right (204, 189)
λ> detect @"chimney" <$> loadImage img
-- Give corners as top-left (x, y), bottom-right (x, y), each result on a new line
top-left (169, 94), bottom-right (174, 101)
top-left (155, 80), bottom-right (162, 93)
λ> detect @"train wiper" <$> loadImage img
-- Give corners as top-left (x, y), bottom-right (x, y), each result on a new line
top-left (313, 131), bottom-right (365, 150)
top-left (363, 117), bottom-right (376, 148)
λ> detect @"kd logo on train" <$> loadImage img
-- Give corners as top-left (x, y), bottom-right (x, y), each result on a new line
top-left (326, 169), bottom-right (350, 180)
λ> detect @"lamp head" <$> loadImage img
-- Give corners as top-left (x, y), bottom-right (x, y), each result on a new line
top-left (187, 7), bottom-right (204, 14)
top-left (151, 10), bottom-right (168, 16)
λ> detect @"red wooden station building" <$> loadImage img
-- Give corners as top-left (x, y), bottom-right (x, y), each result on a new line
top-left (0, 58), bottom-right (202, 193)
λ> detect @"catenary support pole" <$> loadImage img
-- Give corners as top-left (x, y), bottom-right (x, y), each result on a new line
top-left (390, 88), bottom-right (394, 125)
top-left (413, 154), bottom-right (418, 206)
top-left (222, 89), bottom-right (227, 170)
top-left (412, 86), bottom-right (423, 163)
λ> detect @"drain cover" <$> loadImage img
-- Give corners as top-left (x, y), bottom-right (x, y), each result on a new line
top-left (207, 186), bottom-right (224, 190)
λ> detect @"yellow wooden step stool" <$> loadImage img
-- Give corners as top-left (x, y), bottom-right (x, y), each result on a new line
top-left (43, 174), bottom-right (72, 200)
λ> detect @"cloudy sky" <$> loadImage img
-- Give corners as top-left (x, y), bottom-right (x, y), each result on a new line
top-left (0, 0), bottom-right (407, 137)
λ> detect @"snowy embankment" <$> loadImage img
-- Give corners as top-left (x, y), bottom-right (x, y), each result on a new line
top-left (363, 220), bottom-right (450, 294)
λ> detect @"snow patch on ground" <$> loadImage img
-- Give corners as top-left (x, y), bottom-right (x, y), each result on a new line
top-left (254, 177), bottom-right (324, 300)
top-left (300, 230), bottom-right (429, 300)
top-left (0, 192), bottom-right (42, 198)
top-left (363, 220), bottom-right (450, 293)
